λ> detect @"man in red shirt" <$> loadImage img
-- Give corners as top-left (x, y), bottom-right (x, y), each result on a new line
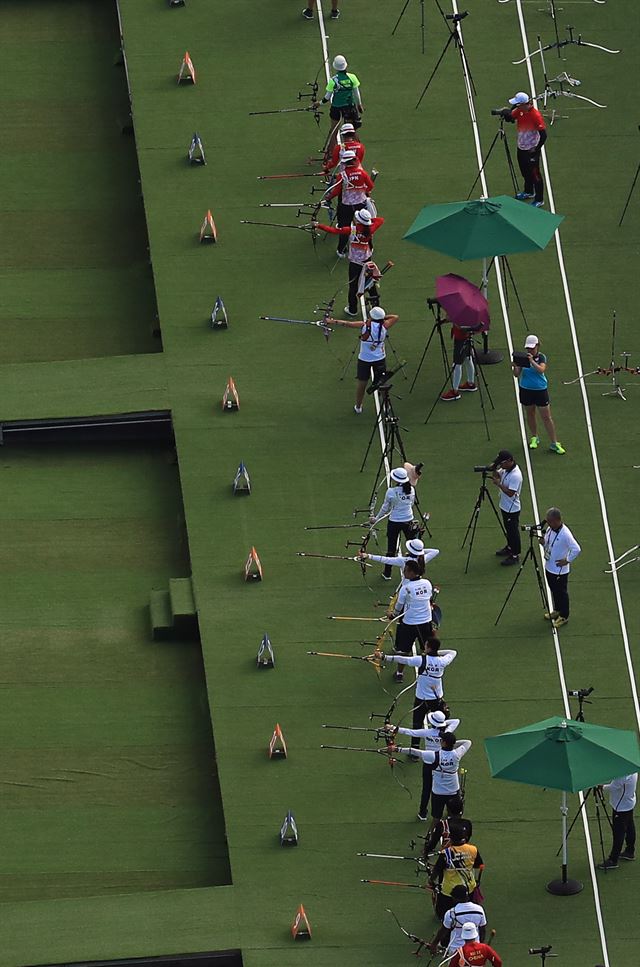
top-left (453, 923), bottom-right (502, 966)
top-left (501, 91), bottom-right (547, 207)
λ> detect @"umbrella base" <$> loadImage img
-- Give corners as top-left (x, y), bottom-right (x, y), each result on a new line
top-left (546, 877), bottom-right (584, 896)
top-left (475, 349), bottom-right (504, 366)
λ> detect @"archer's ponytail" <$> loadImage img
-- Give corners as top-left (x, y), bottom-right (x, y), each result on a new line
top-left (401, 481), bottom-right (412, 495)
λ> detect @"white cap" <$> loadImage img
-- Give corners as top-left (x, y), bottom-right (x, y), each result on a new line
top-left (355, 209), bottom-right (372, 225)
top-left (524, 334), bottom-right (539, 348)
top-left (333, 55), bottom-right (348, 71)
top-left (341, 123), bottom-right (355, 134)
top-left (461, 923), bottom-right (479, 941)
top-left (406, 538), bottom-right (425, 557)
top-left (427, 710), bottom-right (447, 728)
top-left (509, 91), bottom-right (531, 105)
top-left (369, 306), bottom-right (386, 321)
top-left (339, 148), bottom-right (357, 162)
top-left (390, 467), bottom-right (409, 484)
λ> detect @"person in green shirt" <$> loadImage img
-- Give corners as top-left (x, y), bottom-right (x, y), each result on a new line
top-left (313, 54), bottom-right (364, 157)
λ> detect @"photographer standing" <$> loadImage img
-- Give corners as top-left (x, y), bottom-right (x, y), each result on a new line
top-left (512, 334), bottom-right (566, 454)
top-left (541, 507), bottom-right (581, 629)
top-left (597, 772), bottom-right (637, 870)
top-left (492, 450), bottom-right (523, 567)
top-left (501, 91), bottom-right (547, 207)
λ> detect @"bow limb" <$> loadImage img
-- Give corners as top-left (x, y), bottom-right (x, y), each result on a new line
top-left (385, 909), bottom-right (432, 955)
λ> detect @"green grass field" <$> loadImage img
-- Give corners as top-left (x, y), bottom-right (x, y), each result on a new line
top-left (0, 1), bottom-right (638, 966)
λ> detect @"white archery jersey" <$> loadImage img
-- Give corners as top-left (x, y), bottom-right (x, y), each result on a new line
top-left (386, 651), bottom-right (457, 700)
top-left (396, 578), bottom-right (433, 625)
top-left (358, 321), bottom-right (388, 362)
top-left (375, 485), bottom-right (415, 523)
top-left (395, 741), bottom-right (471, 795)
top-left (443, 902), bottom-right (487, 951)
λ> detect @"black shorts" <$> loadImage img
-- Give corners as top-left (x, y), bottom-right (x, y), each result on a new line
top-left (453, 338), bottom-right (472, 365)
top-left (356, 357), bottom-right (386, 382)
top-left (329, 104), bottom-right (361, 126)
top-left (519, 386), bottom-right (550, 407)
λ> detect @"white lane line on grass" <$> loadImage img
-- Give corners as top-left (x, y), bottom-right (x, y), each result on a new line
top-left (513, 0), bottom-right (640, 735)
top-left (452, 3), bottom-right (610, 963)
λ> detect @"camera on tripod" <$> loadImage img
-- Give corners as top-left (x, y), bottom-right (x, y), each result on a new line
top-left (521, 523), bottom-right (543, 534)
top-left (529, 948), bottom-right (553, 957)
top-left (473, 463), bottom-right (497, 473)
top-left (568, 686), bottom-right (594, 699)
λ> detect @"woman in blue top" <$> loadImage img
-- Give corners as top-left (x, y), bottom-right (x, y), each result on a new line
top-left (512, 334), bottom-right (565, 454)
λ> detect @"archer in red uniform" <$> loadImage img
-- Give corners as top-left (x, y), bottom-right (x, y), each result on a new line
top-left (323, 123), bottom-right (365, 173)
top-left (453, 939), bottom-right (502, 966)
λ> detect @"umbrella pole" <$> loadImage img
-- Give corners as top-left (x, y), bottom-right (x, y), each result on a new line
top-left (546, 790), bottom-right (584, 896)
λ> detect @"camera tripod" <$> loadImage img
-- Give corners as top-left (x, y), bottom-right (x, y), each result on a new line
top-left (416, 3), bottom-right (475, 109)
top-left (409, 299), bottom-right (451, 394)
top-left (360, 384), bottom-right (431, 536)
top-left (619, 125), bottom-right (640, 227)
top-left (391, 0), bottom-right (426, 55)
top-left (495, 525), bottom-right (548, 624)
top-left (424, 339), bottom-right (495, 442)
top-left (469, 118), bottom-right (519, 198)
top-left (461, 469), bottom-right (506, 574)
top-left (528, 947), bottom-right (557, 966)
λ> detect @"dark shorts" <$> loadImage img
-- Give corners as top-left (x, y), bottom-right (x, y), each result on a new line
top-left (329, 104), bottom-right (361, 126)
top-left (356, 357), bottom-right (386, 382)
top-left (453, 337), bottom-right (472, 365)
top-left (519, 386), bottom-right (549, 407)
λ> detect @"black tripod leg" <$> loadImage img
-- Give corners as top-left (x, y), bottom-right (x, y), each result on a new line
top-left (467, 130), bottom-right (500, 199)
top-left (424, 371), bottom-right (453, 425)
top-left (416, 31), bottom-right (456, 109)
top-left (618, 161), bottom-right (640, 227)
top-left (339, 342), bottom-right (358, 381)
top-left (391, 0), bottom-right (413, 37)
top-left (494, 546), bottom-right (532, 625)
top-left (410, 323), bottom-right (440, 393)
top-left (360, 407), bottom-right (385, 472)
top-left (502, 134), bottom-right (520, 195)
top-left (500, 257), bottom-right (528, 330)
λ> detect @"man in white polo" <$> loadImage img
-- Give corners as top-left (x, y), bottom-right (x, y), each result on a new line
top-left (598, 772), bottom-right (637, 870)
top-left (541, 507), bottom-right (581, 629)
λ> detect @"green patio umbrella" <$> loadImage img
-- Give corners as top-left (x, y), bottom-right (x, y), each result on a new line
top-left (485, 716), bottom-right (640, 895)
top-left (403, 196), bottom-right (564, 261)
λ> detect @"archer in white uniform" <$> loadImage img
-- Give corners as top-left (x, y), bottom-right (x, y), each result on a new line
top-left (384, 636), bottom-right (457, 723)
top-left (395, 732), bottom-right (471, 819)
top-left (362, 536), bottom-right (439, 585)
top-left (371, 466), bottom-right (419, 578)
top-left (391, 710), bottom-right (460, 820)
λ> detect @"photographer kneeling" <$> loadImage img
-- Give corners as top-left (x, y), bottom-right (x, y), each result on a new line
top-left (492, 450), bottom-right (523, 567)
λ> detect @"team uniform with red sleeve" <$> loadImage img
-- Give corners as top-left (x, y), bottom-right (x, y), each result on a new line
top-left (323, 139), bottom-right (366, 173)
top-left (317, 217), bottom-right (384, 314)
top-left (453, 941), bottom-right (502, 966)
top-left (323, 164), bottom-right (375, 254)
top-left (510, 105), bottom-right (547, 203)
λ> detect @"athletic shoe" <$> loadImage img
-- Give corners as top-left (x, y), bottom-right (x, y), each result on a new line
top-left (529, 435), bottom-right (540, 449)
top-left (495, 546), bottom-right (511, 557)
top-left (459, 381), bottom-right (477, 392)
top-left (531, 201), bottom-right (544, 208)
top-left (336, 250), bottom-right (347, 259)
top-left (598, 859), bottom-right (619, 870)
top-left (516, 192), bottom-right (535, 200)
top-left (302, 8), bottom-right (313, 19)
top-left (544, 610), bottom-right (560, 621)
top-left (417, 812), bottom-right (429, 821)
top-left (353, 404), bottom-right (363, 414)
top-left (440, 389), bottom-right (461, 401)
top-left (393, 671), bottom-right (404, 683)
top-left (549, 442), bottom-right (566, 454)
top-left (330, 8), bottom-right (340, 18)
top-left (552, 616), bottom-right (569, 629)
top-left (501, 555), bottom-right (519, 566)
top-left (620, 850), bottom-right (635, 861)
top-left (381, 573), bottom-right (393, 581)
top-left (343, 306), bottom-right (358, 316)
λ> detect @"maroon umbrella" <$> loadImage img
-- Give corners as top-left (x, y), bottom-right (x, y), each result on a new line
top-left (435, 273), bottom-right (490, 332)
